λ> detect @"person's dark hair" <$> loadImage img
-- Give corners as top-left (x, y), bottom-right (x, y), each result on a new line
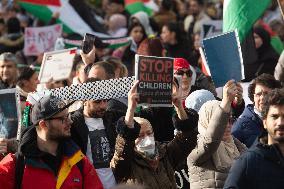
top-left (127, 22), bottom-right (147, 44)
top-left (72, 54), bottom-right (83, 71)
top-left (248, 73), bottom-right (282, 102)
top-left (84, 61), bottom-right (115, 79)
top-left (84, 77), bottom-right (101, 83)
top-left (109, 0), bottom-right (124, 6)
top-left (7, 17), bottom-right (21, 34)
top-left (161, 0), bottom-right (173, 11)
top-left (17, 67), bottom-right (36, 87)
top-left (164, 22), bottom-right (187, 44)
top-left (137, 37), bottom-right (164, 57)
top-left (262, 88), bottom-right (284, 119)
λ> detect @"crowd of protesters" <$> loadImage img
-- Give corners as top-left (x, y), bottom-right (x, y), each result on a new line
top-left (0, 0), bottom-right (284, 188)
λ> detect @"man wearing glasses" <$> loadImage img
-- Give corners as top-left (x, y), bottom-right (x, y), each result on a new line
top-left (232, 73), bottom-right (282, 147)
top-left (0, 95), bottom-right (103, 189)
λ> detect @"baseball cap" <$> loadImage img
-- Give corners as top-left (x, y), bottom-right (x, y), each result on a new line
top-left (31, 95), bottom-right (73, 125)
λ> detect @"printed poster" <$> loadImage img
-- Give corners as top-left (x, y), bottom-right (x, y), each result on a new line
top-left (0, 89), bottom-right (21, 139)
top-left (135, 55), bottom-right (174, 107)
top-left (38, 48), bottom-right (77, 83)
top-left (24, 24), bottom-right (62, 56)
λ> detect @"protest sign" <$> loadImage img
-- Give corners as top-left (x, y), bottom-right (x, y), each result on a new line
top-left (200, 20), bottom-right (223, 41)
top-left (202, 30), bottom-right (244, 87)
top-left (38, 48), bottom-right (77, 83)
top-left (24, 24), bottom-right (62, 56)
top-left (135, 55), bottom-right (174, 106)
top-left (0, 89), bottom-right (21, 140)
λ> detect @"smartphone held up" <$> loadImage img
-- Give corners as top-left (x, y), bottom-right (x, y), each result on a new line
top-left (82, 33), bottom-right (96, 54)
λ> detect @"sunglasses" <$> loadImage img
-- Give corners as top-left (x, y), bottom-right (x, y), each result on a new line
top-left (175, 70), bottom-right (192, 77)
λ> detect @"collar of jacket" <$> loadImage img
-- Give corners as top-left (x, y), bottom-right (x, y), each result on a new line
top-left (243, 104), bottom-right (263, 125)
top-left (253, 141), bottom-right (284, 167)
top-left (20, 126), bottom-right (84, 170)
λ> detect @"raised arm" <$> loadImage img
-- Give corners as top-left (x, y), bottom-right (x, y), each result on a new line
top-left (110, 81), bottom-right (140, 181)
top-left (188, 80), bottom-right (239, 165)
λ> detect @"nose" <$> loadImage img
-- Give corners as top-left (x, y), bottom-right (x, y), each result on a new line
top-left (278, 116), bottom-right (284, 126)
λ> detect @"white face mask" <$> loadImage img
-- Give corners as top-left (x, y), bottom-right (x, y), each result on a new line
top-left (136, 136), bottom-right (156, 156)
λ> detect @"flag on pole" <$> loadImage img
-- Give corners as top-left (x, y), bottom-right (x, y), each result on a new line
top-left (223, 0), bottom-right (271, 44)
top-left (125, 0), bottom-right (158, 16)
top-left (18, 0), bottom-right (108, 37)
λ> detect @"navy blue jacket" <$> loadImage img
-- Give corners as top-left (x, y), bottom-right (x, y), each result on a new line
top-left (231, 104), bottom-right (263, 147)
top-left (224, 141), bottom-right (284, 189)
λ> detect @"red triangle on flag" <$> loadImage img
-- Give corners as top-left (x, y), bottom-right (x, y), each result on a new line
top-left (19, 0), bottom-right (61, 7)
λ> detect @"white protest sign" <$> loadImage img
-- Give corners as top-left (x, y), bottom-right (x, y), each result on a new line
top-left (38, 48), bottom-right (77, 83)
top-left (200, 20), bottom-right (223, 41)
top-left (24, 24), bottom-right (62, 56)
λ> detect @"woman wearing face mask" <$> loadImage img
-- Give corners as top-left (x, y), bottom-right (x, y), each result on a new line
top-left (187, 80), bottom-right (247, 189)
top-left (111, 81), bottom-right (199, 188)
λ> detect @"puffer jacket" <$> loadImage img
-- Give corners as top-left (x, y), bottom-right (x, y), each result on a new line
top-left (231, 104), bottom-right (263, 147)
top-left (187, 105), bottom-right (247, 189)
top-left (0, 127), bottom-right (103, 189)
top-left (111, 109), bottom-right (199, 189)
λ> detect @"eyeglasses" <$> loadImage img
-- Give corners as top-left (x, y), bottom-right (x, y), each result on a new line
top-left (254, 91), bottom-right (269, 98)
top-left (45, 115), bottom-right (70, 124)
top-left (94, 99), bottom-right (109, 103)
top-left (175, 69), bottom-right (192, 77)
top-left (138, 131), bottom-right (154, 139)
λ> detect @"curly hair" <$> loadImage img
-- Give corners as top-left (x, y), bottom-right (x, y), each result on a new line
top-left (262, 88), bottom-right (284, 119)
top-left (248, 73), bottom-right (282, 102)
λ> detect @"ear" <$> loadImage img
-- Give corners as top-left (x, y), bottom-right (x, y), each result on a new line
top-left (38, 120), bottom-right (48, 130)
top-left (263, 119), bottom-right (267, 129)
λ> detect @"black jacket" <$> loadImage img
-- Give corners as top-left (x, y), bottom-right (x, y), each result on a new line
top-left (70, 108), bottom-right (125, 155)
top-left (224, 140), bottom-right (284, 189)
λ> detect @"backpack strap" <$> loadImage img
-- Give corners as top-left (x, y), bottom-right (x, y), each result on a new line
top-left (14, 152), bottom-right (25, 189)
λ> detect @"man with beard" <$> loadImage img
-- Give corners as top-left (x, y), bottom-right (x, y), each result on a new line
top-left (224, 88), bottom-right (284, 189)
top-left (232, 73), bottom-right (282, 147)
top-left (71, 77), bottom-right (125, 189)
top-left (0, 95), bottom-right (103, 189)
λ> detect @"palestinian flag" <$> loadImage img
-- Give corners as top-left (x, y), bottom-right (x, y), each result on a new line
top-left (125, 0), bottom-right (158, 16)
top-left (60, 36), bottom-right (133, 49)
top-left (18, 0), bottom-right (108, 37)
top-left (223, 0), bottom-right (271, 44)
top-left (258, 20), bottom-right (284, 55)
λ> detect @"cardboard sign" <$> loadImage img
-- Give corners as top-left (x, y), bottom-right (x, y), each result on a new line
top-left (0, 89), bottom-right (21, 139)
top-left (24, 24), bottom-right (62, 56)
top-left (202, 30), bottom-right (244, 87)
top-left (38, 48), bottom-right (77, 83)
top-left (135, 55), bottom-right (174, 106)
top-left (200, 20), bottom-right (223, 41)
